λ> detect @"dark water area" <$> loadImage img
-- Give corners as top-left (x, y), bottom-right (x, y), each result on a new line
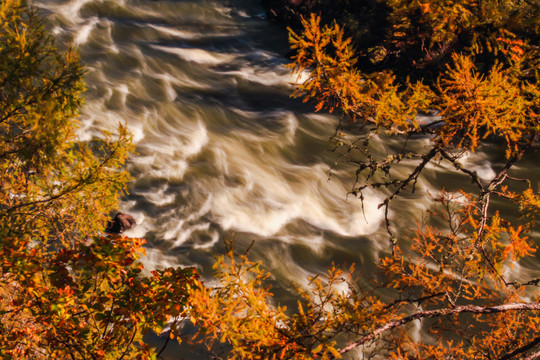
top-left (34, 0), bottom-right (540, 358)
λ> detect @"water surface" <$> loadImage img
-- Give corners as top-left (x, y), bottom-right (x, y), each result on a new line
top-left (36, 0), bottom-right (540, 357)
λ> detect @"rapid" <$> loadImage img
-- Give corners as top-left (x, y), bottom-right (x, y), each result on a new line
top-left (34, 0), bottom-right (539, 358)
top-left (36, 0), bottom-right (390, 281)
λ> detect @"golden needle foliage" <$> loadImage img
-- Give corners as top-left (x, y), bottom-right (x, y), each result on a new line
top-left (4, 0), bottom-right (538, 358)
top-left (189, 1), bottom-right (540, 359)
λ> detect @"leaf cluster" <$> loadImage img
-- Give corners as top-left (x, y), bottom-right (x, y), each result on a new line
top-left (190, 229), bottom-right (540, 359)
top-left (0, 1), bottom-right (198, 358)
top-left (187, 1), bottom-right (540, 359)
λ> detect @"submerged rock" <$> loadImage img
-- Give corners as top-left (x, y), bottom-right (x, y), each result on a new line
top-left (106, 212), bottom-right (136, 234)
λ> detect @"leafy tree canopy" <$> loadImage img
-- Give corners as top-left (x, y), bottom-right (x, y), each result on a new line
top-left (3, 0), bottom-right (538, 358)
top-left (0, 1), bottom-right (197, 358)
top-left (188, 0), bottom-right (540, 359)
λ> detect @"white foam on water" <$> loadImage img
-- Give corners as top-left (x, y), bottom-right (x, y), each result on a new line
top-left (164, 80), bottom-right (177, 102)
top-left (76, 106), bottom-right (127, 141)
top-left (115, 84), bottom-right (130, 109)
top-left (148, 24), bottom-right (237, 40)
top-left (131, 118), bottom-right (209, 180)
top-left (137, 156), bottom-right (188, 181)
top-left (138, 247), bottom-right (192, 275)
top-left (147, 194), bottom-right (213, 248)
top-left (150, 44), bottom-right (236, 66)
top-left (205, 119), bottom-right (386, 238)
top-left (210, 142), bottom-right (385, 237)
top-left (171, 223), bottom-right (211, 248)
top-left (217, 49), bottom-right (311, 89)
top-left (156, 199), bottom-right (215, 249)
top-left (149, 70), bottom-right (212, 92)
top-left (298, 112), bottom-right (342, 141)
top-left (107, 43), bottom-right (120, 54)
top-left (265, 247), bottom-right (318, 290)
top-left (128, 121), bottom-right (145, 143)
top-left (226, 109), bottom-right (299, 145)
top-left (139, 185), bottom-right (176, 207)
top-left (74, 16), bottom-right (99, 45)
top-left (39, 0), bottom-right (97, 23)
top-left (409, 315), bottom-right (431, 343)
top-left (283, 112), bottom-right (298, 143)
top-left (180, 120), bottom-right (209, 158)
top-left (52, 26), bottom-right (64, 35)
top-left (276, 234), bottom-right (325, 254)
top-left (142, 119), bottom-right (207, 159)
top-left (213, 147), bottom-right (230, 176)
top-left (163, 220), bottom-right (186, 241)
top-left (232, 9), bottom-right (251, 18)
top-left (148, 24), bottom-right (200, 40)
top-left (121, 208), bottom-right (150, 239)
top-left (161, 197), bottom-right (215, 249)
top-left (193, 230), bottom-right (220, 249)
top-left (427, 148), bottom-right (496, 181)
top-left (460, 153), bottom-right (497, 180)
top-left (220, 66), bottom-right (292, 87)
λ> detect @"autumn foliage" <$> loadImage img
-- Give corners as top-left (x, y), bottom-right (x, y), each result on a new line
top-left (188, 1), bottom-right (540, 359)
top-left (0, 1), bottom-right (197, 358)
top-left (2, 0), bottom-right (540, 358)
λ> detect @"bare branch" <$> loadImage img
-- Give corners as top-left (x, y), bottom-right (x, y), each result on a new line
top-left (383, 291), bottom-right (446, 310)
top-left (511, 278), bottom-right (540, 289)
top-left (524, 349), bottom-right (540, 360)
top-left (338, 302), bottom-right (540, 357)
top-left (157, 319), bottom-right (178, 359)
top-left (499, 336), bottom-right (540, 360)
top-left (476, 134), bottom-right (539, 241)
top-left (439, 150), bottom-right (484, 191)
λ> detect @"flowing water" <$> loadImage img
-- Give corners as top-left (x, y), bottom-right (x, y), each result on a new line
top-left (34, 0), bottom-right (540, 358)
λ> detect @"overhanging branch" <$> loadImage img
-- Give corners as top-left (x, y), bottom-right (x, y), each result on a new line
top-left (498, 336), bottom-right (540, 360)
top-left (337, 302), bottom-right (540, 357)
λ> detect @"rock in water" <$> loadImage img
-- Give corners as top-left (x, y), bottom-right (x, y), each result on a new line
top-left (106, 212), bottom-right (136, 234)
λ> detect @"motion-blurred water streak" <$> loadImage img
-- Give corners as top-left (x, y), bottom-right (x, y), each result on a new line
top-left (35, 0), bottom-right (540, 357)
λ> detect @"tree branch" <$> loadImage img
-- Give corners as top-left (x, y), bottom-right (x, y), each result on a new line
top-left (3, 140), bottom-right (122, 214)
top-left (524, 349), bottom-right (540, 360)
top-left (379, 147), bottom-right (438, 237)
top-left (476, 133), bottom-right (539, 242)
top-left (511, 278), bottom-right (540, 288)
top-left (118, 325), bottom-right (138, 360)
top-left (499, 336), bottom-right (540, 360)
top-left (383, 291), bottom-right (446, 310)
top-left (337, 302), bottom-right (540, 357)
top-left (439, 149), bottom-right (484, 191)
top-left (156, 320), bottom-right (177, 359)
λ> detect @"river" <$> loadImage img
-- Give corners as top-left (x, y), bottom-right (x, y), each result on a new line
top-left (35, 0), bottom-right (539, 358)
